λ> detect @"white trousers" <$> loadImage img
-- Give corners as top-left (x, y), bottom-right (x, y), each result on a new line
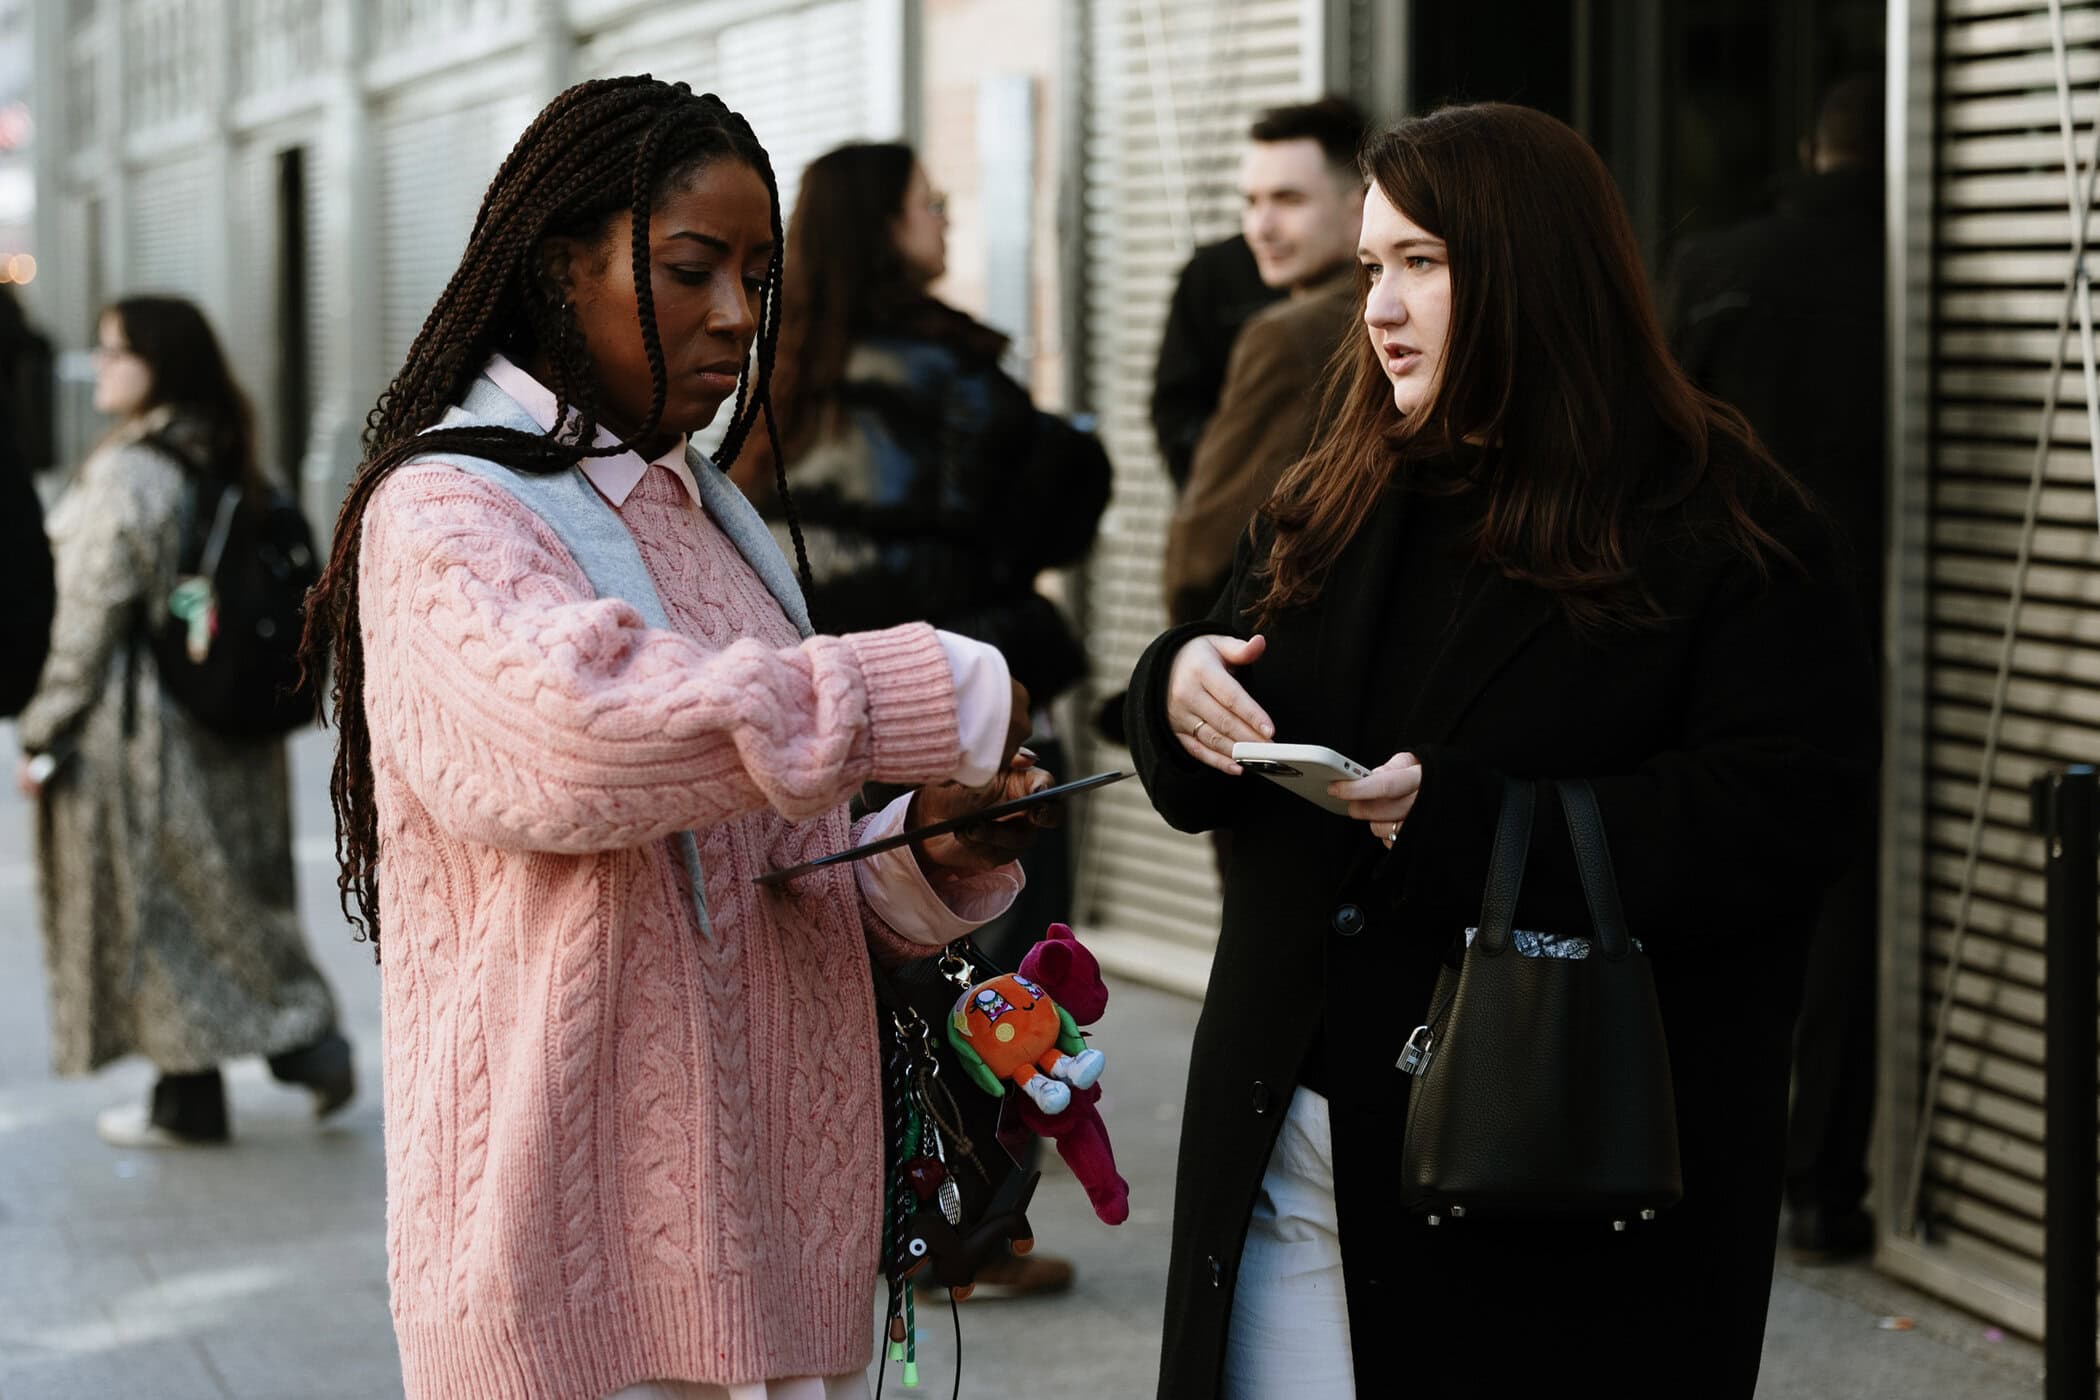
top-left (1221, 1087), bottom-right (1356, 1400)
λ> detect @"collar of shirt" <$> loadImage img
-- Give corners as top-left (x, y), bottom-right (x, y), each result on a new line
top-left (481, 352), bottom-right (703, 510)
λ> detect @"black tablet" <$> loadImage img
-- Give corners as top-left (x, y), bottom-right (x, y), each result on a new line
top-left (753, 770), bottom-right (1131, 887)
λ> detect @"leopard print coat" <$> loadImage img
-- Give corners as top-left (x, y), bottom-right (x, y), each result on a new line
top-left (17, 409), bottom-right (336, 1075)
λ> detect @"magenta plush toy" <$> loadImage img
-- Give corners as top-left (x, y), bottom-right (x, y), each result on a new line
top-left (998, 923), bottom-right (1131, 1226)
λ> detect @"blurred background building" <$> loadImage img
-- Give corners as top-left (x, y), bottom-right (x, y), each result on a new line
top-left (0, 0), bottom-right (30, 283)
top-left (15, 0), bottom-right (2099, 1363)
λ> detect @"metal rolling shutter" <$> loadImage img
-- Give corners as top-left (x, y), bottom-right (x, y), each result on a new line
top-left (1072, 0), bottom-right (1317, 991)
top-left (574, 16), bottom-right (716, 94)
top-left (578, 1), bottom-right (871, 224)
top-left (1906, 0), bottom-right (2100, 1337)
top-left (375, 96), bottom-right (537, 375)
top-left (713, 1), bottom-right (872, 225)
top-left (128, 154), bottom-right (210, 298)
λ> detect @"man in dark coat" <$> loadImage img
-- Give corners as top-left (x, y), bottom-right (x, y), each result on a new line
top-left (1665, 74), bottom-right (1885, 1260)
top-left (1164, 98), bottom-right (1368, 628)
top-left (1135, 99), bottom-right (1366, 794)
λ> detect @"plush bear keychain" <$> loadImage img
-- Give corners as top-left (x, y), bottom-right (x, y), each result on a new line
top-left (950, 924), bottom-right (1132, 1226)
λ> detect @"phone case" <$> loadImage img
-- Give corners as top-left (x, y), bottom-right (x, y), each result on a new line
top-left (1229, 743), bottom-right (1371, 816)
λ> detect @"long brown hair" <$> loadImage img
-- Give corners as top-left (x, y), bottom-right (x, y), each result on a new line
top-left (105, 295), bottom-right (267, 496)
top-left (1252, 102), bottom-right (1803, 630)
top-left (298, 77), bottom-right (804, 956)
top-left (771, 142), bottom-right (1006, 460)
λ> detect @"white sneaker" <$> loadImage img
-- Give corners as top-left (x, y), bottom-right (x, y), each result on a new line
top-left (1053, 1049), bottom-right (1105, 1090)
top-left (95, 1103), bottom-right (219, 1148)
top-left (1019, 1076), bottom-right (1071, 1114)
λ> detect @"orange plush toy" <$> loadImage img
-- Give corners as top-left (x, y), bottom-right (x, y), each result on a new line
top-left (947, 971), bottom-right (1105, 1115)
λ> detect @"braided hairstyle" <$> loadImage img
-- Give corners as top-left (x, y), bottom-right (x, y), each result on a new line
top-left (300, 76), bottom-right (815, 955)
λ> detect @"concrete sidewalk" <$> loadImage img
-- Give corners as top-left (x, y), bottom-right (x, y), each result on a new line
top-left (0, 728), bottom-right (2046, 1399)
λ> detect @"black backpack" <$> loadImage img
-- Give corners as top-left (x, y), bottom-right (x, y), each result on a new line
top-left (144, 434), bottom-right (321, 739)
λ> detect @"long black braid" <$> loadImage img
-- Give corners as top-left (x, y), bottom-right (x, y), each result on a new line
top-left (300, 76), bottom-right (815, 956)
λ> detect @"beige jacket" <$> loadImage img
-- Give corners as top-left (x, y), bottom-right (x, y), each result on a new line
top-left (1163, 268), bottom-right (1358, 625)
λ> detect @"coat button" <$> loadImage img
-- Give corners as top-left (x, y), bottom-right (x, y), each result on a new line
top-left (1251, 1080), bottom-right (1271, 1115)
top-left (1207, 1254), bottom-right (1223, 1287)
top-left (1331, 903), bottom-right (1366, 937)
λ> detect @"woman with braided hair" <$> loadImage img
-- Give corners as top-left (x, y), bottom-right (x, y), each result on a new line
top-left (300, 77), bottom-right (1054, 1399)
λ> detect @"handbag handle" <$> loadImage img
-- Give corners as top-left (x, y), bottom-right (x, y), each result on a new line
top-left (1554, 779), bottom-right (1636, 960)
top-left (1472, 777), bottom-right (1537, 956)
top-left (1471, 777), bottom-right (1636, 960)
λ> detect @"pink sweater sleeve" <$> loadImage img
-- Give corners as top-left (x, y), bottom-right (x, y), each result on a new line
top-left (358, 465), bottom-right (963, 853)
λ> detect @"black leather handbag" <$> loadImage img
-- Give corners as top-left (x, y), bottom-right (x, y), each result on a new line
top-left (1398, 777), bottom-right (1683, 1227)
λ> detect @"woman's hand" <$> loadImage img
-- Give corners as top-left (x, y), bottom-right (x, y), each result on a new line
top-left (1331, 752), bottom-right (1423, 848)
top-left (16, 757), bottom-right (40, 799)
top-left (1166, 634), bottom-right (1274, 775)
top-left (910, 753), bottom-right (1060, 878)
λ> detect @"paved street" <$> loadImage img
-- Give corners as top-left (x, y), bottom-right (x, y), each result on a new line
top-left (0, 726), bottom-right (2050, 1399)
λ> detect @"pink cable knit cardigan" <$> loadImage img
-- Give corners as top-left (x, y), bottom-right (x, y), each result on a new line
top-left (359, 458), bottom-right (974, 1398)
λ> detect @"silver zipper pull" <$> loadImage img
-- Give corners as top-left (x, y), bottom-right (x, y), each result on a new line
top-left (1397, 1025), bottom-right (1435, 1076)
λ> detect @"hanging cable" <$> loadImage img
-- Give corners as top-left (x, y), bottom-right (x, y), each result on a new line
top-left (1899, 0), bottom-right (2100, 1237)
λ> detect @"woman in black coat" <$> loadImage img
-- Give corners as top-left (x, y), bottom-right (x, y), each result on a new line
top-left (1126, 104), bottom-right (1874, 1399)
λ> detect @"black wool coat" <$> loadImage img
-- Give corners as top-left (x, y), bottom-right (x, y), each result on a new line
top-left (0, 420), bottom-right (53, 717)
top-left (1125, 475), bottom-right (1874, 1399)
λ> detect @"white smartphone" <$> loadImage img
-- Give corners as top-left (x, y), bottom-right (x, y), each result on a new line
top-left (1229, 742), bottom-right (1371, 815)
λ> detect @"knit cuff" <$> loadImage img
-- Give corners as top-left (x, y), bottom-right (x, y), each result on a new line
top-left (845, 622), bottom-right (964, 785)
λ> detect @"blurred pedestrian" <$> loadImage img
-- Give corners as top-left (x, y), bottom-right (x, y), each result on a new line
top-left (1151, 235), bottom-right (1282, 495)
top-left (1666, 73), bottom-right (1887, 1262)
top-left (0, 286), bottom-right (55, 714)
top-left (14, 295), bottom-right (352, 1147)
top-left (756, 140), bottom-right (1107, 724)
top-left (1165, 97), bottom-right (1368, 627)
top-left (299, 78), bottom-right (1050, 1400)
top-left (1126, 103), bottom-right (1873, 1398)
top-left (755, 140), bottom-right (1109, 1300)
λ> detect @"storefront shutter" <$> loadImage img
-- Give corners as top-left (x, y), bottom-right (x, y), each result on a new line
top-left (1071, 0), bottom-right (1318, 991)
top-left (1895, 0), bottom-right (2100, 1340)
top-left (374, 94), bottom-right (538, 375)
top-left (128, 153), bottom-right (210, 298)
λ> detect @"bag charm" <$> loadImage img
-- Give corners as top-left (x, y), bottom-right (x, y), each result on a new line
top-left (879, 948), bottom-right (1039, 1392)
top-left (994, 924), bottom-right (1131, 1225)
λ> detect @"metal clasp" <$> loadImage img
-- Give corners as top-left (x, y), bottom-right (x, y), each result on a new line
top-left (1397, 1025), bottom-right (1436, 1077)
top-left (937, 950), bottom-right (977, 990)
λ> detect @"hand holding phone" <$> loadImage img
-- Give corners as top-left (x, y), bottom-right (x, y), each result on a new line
top-left (1230, 743), bottom-right (1371, 815)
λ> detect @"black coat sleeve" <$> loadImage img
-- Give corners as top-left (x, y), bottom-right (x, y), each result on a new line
top-left (1125, 526), bottom-right (1271, 833)
top-left (0, 432), bottom-right (53, 716)
top-left (1380, 514), bottom-right (1874, 949)
top-left (1150, 258), bottom-right (1217, 493)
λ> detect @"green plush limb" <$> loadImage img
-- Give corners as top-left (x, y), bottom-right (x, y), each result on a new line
top-left (947, 1021), bottom-right (1006, 1097)
top-left (1056, 1004), bottom-right (1085, 1057)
